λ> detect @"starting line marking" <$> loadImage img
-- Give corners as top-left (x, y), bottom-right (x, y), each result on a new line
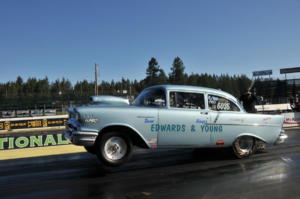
top-left (0, 145), bottom-right (86, 160)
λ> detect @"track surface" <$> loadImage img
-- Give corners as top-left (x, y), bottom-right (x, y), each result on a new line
top-left (0, 129), bottom-right (300, 199)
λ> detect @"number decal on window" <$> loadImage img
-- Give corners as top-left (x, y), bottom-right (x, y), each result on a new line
top-left (217, 102), bottom-right (230, 111)
top-left (208, 95), bottom-right (240, 112)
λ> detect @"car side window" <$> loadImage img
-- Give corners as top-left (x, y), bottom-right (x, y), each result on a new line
top-left (170, 92), bottom-right (205, 109)
top-left (208, 95), bottom-right (240, 112)
top-left (134, 88), bottom-right (166, 107)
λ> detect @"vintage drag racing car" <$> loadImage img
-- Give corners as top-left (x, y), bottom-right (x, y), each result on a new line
top-left (65, 85), bottom-right (287, 166)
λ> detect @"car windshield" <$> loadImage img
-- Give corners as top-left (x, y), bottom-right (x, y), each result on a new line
top-left (133, 88), bottom-right (166, 107)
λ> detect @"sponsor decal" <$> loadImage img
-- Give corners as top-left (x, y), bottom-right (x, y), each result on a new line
top-left (0, 118), bottom-right (67, 131)
top-left (196, 119), bottom-right (207, 124)
top-left (84, 118), bottom-right (98, 123)
top-left (151, 124), bottom-right (186, 132)
top-left (144, 118), bottom-right (155, 123)
top-left (262, 117), bottom-right (272, 121)
top-left (0, 133), bottom-right (70, 150)
top-left (4, 121), bottom-right (11, 130)
top-left (200, 125), bottom-right (223, 133)
top-left (150, 124), bottom-right (223, 133)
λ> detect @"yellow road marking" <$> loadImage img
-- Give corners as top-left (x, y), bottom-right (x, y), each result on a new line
top-left (0, 145), bottom-right (86, 160)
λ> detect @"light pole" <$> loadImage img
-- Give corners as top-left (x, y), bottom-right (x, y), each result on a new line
top-left (95, 63), bottom-right (99, 95)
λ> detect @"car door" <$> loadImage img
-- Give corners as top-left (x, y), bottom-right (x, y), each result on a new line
top-left (207, 94), bottom-right (243, 147)
top-left (157, 91), bottom-right (212, 147)
top-left (131, 87), bottom-right (166, 148)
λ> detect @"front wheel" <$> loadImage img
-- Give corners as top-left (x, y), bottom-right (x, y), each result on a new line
top-left (84, 146), bottom-right (96, 154)
top-left (96, 131), bottom-right (133, 167)
top-left (232, 136), bottom-right (254, 158)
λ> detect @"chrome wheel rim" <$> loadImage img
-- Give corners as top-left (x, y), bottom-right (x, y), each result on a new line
top-left (235, 137), bottom-right (253, 156)
top-left (103, 136), bottom-right (127, 161)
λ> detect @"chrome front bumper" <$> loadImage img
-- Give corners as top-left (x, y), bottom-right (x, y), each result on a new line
top-left (274, 130), bottom-right (288, 145)
top-left (65, 119), bottom-right (98, 146)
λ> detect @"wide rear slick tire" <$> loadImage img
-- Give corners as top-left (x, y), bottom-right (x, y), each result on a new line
top-left (232, 136), bottom-right (254, 158)
top-left (96, 131), bottom-right (133, 167)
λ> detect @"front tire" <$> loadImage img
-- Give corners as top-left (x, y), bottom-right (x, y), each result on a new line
top-left (96, 131), bottom-right (133, 167)
top-left (232, 136), bottom-right (254, 158)
top-left (84, 146), bottom-right (96, 154)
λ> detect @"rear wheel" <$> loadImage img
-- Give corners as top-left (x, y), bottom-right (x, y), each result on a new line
top-left (253, 139), bottom-right (266, 154)
top-left (232, 136), bottom-right (254, 158)
top-left (96, 131), bottom-right (133, 167)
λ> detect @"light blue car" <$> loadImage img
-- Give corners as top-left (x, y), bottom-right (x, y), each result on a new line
top-left (65, 85), bottom-right (287, 166)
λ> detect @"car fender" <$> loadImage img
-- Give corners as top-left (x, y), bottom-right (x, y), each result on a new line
top-left (234, 133), bottom-right (267, 144)
top-left (98, 123), bottom-right (151, 148)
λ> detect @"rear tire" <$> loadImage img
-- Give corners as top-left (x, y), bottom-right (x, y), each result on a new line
top-left (232, 136), bottom-right (254, 158)
top-left (253, 139), bottom-right (266, 154)
top-left (95, 131), bottom-right (133, 167)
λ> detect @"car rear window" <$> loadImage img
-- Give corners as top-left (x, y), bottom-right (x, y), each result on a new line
top-left (208, 94), bottom-right (240, 112)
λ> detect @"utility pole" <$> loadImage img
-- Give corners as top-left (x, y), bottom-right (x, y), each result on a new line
top-left (95, 63), bottom-right (99, 95)
top-left (5, 85), bottom-right (8, 97)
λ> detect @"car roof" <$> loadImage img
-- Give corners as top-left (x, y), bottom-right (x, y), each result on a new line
top-left (146, 84), bottom-right (238, 101)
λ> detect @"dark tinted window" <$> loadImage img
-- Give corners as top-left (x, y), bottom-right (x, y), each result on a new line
top-left (170, 92), bottom-right (205, 109)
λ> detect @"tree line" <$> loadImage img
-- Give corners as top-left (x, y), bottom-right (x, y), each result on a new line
top-left (1, 56), bottom-right (284, 110)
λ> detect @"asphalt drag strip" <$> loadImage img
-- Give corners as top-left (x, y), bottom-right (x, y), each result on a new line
top-left (0, 129), bottom-right (299, 199)
top-left (1, 144), bottom-right (300, 199)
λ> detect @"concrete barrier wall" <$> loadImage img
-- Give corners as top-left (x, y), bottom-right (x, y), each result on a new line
top-left (0, 133), bottom-right (70, 150)
top-left (282, 112), bottom-right (300, 127)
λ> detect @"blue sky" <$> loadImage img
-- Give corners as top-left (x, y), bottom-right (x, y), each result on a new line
top-left (1, 0), bottom-right (300, 84)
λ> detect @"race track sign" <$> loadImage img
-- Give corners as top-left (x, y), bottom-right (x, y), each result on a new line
top-left (253, 70), bottom-right (272, 76)
top-left (0, 117), bottom-right (67, 131)
top-left (280, 67), bottom-right (300, 74)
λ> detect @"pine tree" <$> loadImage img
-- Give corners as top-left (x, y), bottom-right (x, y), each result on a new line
top-left (157, 69), bottom-right (168, 85)
top-left (169, 57), bottom-right (186, 85)
top-left (145, 57), bottom-right (161, 86)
